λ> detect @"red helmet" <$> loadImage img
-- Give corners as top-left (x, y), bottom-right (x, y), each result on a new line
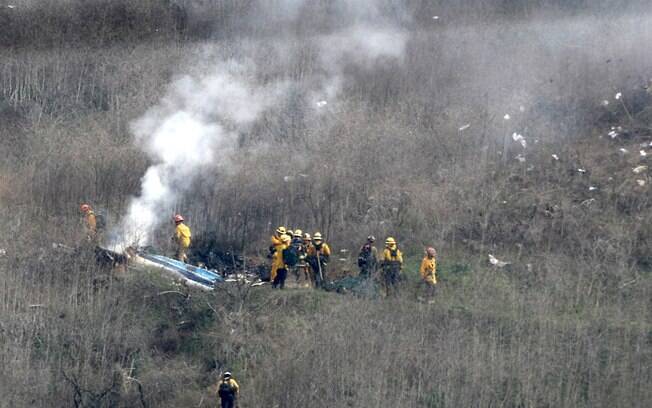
top-left (173, 214), bottom-right (184, 223)
top-left (80, 204), bottom-right (91, 212)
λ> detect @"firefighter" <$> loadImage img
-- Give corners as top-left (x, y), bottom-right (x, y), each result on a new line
top-left (291, 230), bottom-right (305, 282)
top-left (80, 203), bottom-right (97, 243)
top-left (357, 235), bottom-right (378, 278)
top-left (306, 232), bottom-right (331, 288)
top-left (269, 226), bottom-right (286, 283)
top-left (172, 214), bottom-right (191, 263)
top-left (419, 247), bottom-right (438, 297)
top-left (272, 234), bottom-right (291, 289)
top-left (217, 371), bottom-right (240, 408)
top-left (380, 237), bottom-right (403, 296)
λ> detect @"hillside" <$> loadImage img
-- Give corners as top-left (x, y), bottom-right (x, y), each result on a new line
top-left (0, 1), bottom-right (650, 407)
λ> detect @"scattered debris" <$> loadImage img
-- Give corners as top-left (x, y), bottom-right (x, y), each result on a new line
top-left (251, 281), bottom-right (266, 287)
top-left (283, 176), bottom-right (294, 182)
top-left (552, 154), bottom-right (559, 161)
top-left (608, 130), bottom-right (618, 138)
top-left (641, 150), bottom-right (647, 157)
top-left (515, 154), bottom-right (526, 163)
top-left (589, 186), bottom-right (598, 191)
top-left (519, 106), bottom-right (525, 112)
top-left (316, 100), bottom-right (328, 107)
top-left (7, 5), bottom-right (15, 9)
top-left (512, 133), bottom-right (526, 148)
top-left (458, 124), bottom-right (471, 131)
top-left (633, 165), bottom-right (648, 174)
top-left (503, 114), bottom-right (511, 120)
top-left (298, 173), bottom-right (308, 178)
top-left (615, 92), bottom-right (622, 100)
top-left (601, 100), bottom-right (610, 106)
top-left (432, 16), bottom-right (440, 20)
top-left (580, 198), bottom-right (596, 207)
top-left (488, 254), bottom-right (509, 268)
top-left (619, 148), bottom-right (629, 154)
top-left (0, 248), bottom-right (6, 257)
top-left (577, 168), bottom-right (587, 174)
top-left (636, 179), bottom-right (646, 186)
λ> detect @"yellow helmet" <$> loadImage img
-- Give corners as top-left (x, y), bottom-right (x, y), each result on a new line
top-left (294, 229), bottom-right (303, 237)
top-left (313, 232), bottom-right (323, 242)
top-left (385, 237), bottom-right (396, 246)
top-left (276, 226), bottom-right (286, 235)
top-left (281, 234), bottom-right (292, 243)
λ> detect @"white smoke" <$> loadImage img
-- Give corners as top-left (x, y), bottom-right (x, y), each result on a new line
top-left (114, 62), bottom-right (287, 248)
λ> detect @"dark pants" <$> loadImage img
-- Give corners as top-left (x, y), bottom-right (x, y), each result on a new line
top-left (272, 268), bottom-right (287, 289)
top-left (382, 266), bottom-right (401, 296)
top-left (220, 397), bottom-right (235, 408)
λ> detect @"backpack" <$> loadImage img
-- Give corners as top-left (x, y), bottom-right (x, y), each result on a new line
top-left (218, 381), bottom-right (234, 399)
top-left (283, 245), bottom-right (300, 267)
top-left (358, 244), bottom-right (371, 267)
top-left (95, 212), bottom-right (107, 231)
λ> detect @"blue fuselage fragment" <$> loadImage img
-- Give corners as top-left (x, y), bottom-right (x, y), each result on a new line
top-left (139, 253), bottom-right (224, 287)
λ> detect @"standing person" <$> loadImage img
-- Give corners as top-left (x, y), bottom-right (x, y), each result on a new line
top-left (269, 226), bottom-right (286, 283)
top-left (80, 203), bottom-right (97, 243)
top-left (291, 230), bottom-right (305, 282)
top-left (300, 233), bottom-right (313, 283)
top-left (380, 237), bottom-right (403, 296)
top-left (357, 235), bottom-right (378, 278)
top-left (217, 371), bottom-right (240, 408)
top-left (272, 234), bottom-right (291, 289)
top-left (172, 214), bottom-right (191, 263)
top-left (419, 247), bottom-right (438, 298)
top-left (306, 232), bottom-right (331, 288)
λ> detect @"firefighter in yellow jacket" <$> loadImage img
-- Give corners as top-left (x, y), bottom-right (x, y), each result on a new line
top-left (272, 234), bottom-right (291, 289)
top-left (217, 371), bottom-right (240, 408)
top-left (419, 247), bottom-right (437, 296)
top-left (269, 226), bottom-right (287, 283)
top-left (173, 214), bottom-right (191, 263)
top-left (306, 232), bottom-right (331, 288)
top-left (80, 203), bottom-right (97, 243)
top-left (380, 237), bottom-right (403, 296)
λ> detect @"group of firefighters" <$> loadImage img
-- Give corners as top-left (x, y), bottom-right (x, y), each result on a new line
top-left (268, 225), bottom-right (438, 296)
top-left (80, 205), bottom-right (438, 296)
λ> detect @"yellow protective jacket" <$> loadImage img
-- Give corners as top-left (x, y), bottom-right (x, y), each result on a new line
top-left (218, 378), bottom-right (240, 398)
top-left (382, 246), bottom-right (403, 266)
top-left (419, 256), bottom-right (437, 285)
top-left (175, 223), bottom-right (191, 248)
top-left (307, 243), bottom-right (331, 258)
top-left (270, 235), bottom-right (287, 281)
top-left (85, 211), bottom-right (97, 233)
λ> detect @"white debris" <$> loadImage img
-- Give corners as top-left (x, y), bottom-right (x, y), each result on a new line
top-left (519, 106), bottom-right (525, 112)
top-left (601, 100), bottom-right (610, 106)
top-left (615, 92), bottom-right (622, 100)
top-left (432, 16), bottom-right (440, 20)
top-left (298, 173), bottom-right (308, 178)
top-left (580, 198), bottom-right (596, 206)
top-left (501, 200), bottom-right (508, 204)
top-left (488, 254), bottom-right (509, 268)
top-left (632, 165), bottom-right (648, 174)
top-left (608, 130), bottom-right (618, 138)
top-left (251, 281), bottom-right (266, 287)
top-left (338, 258), bottom-right (348, 262)
top-left (503, 114), bottom-right (511, 120)
top-left (283, 176), bottom-right (294, 182)
top-left (589, 186), bottom-right (598, 191)
top-left (316, 100), bottom-right (328, 107)
top-left (515, 154), bottom-right (526, 163)
top-left (512, 133), bottom-right (527, 148)
top-left (458, 124), bottom-right (471, 131)
top-left (0, 248), bottom-right (6, 257)
top-left (7, 5), bottom-right (15, 9)
top-left (577, 168), bottom-right (587, 174)
top-left (340, 249), bottom-right (348, 253)
top-left (552, 154), bottom-right (559, 161)
top-left (636, 179), bottom-right (646, 186)
top-left (641, 150), bottom-right (647, 157)
top-left (619, 148), bottom-right (629, 154)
